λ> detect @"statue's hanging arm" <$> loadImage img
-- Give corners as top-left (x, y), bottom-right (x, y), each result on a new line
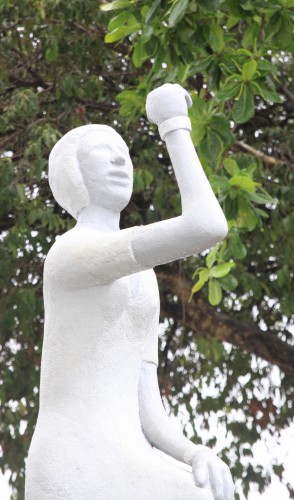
top-left (135, 84), bottom-right (234, 500)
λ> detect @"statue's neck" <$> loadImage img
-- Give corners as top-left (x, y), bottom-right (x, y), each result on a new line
top-left (76, 205), bottom-right (120, 232)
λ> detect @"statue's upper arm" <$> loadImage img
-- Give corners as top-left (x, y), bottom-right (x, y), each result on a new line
top-left (44, 226), bottom-right (149, 290)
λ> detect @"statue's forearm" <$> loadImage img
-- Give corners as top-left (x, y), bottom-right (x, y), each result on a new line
top-left (165, 128), bottom-right (224, 218)
top-left (138, 361), bottom-right (206, 466)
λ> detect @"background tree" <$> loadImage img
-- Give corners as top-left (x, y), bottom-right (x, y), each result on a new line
top-left (0, 0), bottom-right (293, 498)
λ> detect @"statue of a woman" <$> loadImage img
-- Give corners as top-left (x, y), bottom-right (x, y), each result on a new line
top-left (25, 84), bottom-right (234, 500)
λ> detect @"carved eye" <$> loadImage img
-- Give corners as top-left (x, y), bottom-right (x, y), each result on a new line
top-left (112, 156), bottom-right (126, 166)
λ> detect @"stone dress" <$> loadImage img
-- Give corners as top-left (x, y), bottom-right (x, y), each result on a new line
top-left (25, 225), bottom-right (212, 500)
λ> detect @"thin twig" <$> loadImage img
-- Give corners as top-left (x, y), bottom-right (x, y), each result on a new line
top-left (235, 141), bottom-right (286, 166)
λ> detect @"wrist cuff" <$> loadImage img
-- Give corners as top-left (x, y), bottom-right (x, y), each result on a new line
top-left (158, 116), bottom-right (192, 141)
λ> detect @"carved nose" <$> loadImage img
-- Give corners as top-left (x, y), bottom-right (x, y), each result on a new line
top-left (111, 156), bottom-right (125, 166)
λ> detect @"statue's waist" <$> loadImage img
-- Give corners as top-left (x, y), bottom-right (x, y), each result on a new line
top-left (31, 410), bottom-right (149, 454)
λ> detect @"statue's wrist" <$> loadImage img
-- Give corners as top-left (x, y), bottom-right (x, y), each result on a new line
top-left (184, 444), bottom-right (209, 466)
top-left (158, 116), bottom-right (192, 141)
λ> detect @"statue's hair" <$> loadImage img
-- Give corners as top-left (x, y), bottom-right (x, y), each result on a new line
top-left (48, 124), bottom-right (124, 219)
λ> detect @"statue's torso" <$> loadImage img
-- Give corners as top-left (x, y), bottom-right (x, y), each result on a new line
top-left (25, 228), bottom-right (212, 500)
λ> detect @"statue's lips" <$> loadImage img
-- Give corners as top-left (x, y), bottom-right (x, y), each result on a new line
top-left (107, 169), bottom-right (130, 186)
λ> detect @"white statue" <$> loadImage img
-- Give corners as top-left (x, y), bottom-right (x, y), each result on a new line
top-left (25, 84), bottom-right (234, 499)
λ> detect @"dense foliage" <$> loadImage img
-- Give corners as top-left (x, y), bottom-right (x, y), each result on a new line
top-left (0, 0), bottom-right (293, 498)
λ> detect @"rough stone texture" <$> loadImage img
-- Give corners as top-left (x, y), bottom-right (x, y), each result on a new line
top-left (25, 84), bottom-right (234, 499)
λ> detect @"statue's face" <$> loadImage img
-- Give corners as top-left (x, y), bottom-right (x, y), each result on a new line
top-left (77, 131), bottom-right (133, 212)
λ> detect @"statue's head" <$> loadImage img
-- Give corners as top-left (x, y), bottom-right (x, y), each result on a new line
top-left (48, 124), bottom-right (133, 219)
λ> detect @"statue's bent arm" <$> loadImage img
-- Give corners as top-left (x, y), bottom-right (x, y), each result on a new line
top-left (132, 126), bottom-right (228, 269)
top-left (139, 360), bottom-right (234, 500)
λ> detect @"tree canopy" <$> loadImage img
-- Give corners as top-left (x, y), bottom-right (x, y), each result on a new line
top-left (0, 0), bottom-right (294, 498)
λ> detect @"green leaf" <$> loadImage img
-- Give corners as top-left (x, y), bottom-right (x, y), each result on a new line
top-left (220, 273), bottom-right (238, 291)
top-left (105, 23), bottom-right (140, 43)
top-left (229, 234), bottom-right (247, 259)
top-left (141, 24), bottom-right (153, 43)
top-left (227, 16), bottom-right (241, 29)
top-left (45, 42), bottom-right (59, 63)
top-left (191, 278), bottom-right (206, 295)
top-left (257, 60), bottom-right (277, 75)
top-left (211, 339), bottom-right (225, 362)
top-left (191, 55), bottom-right (213, 73)
top-left (247, 192), bottom-right (274, 204)
top-left (101, 0), bottom-right (131, 11)
top-left (168, 0), bottom-right (189, 27)
top-left (145, 0), bottom-right (161, 23)
top-left (274, 14), bottom-right (293, 50)
top-left (229, 175), bottom-right (256, 192)
top-left (133, 168), bottom-right (153, 193)
top-left (261, 88), bottom-right (283, 104)
top-left (16, 183), bottom-right (26, 201)
top-left (217, 83), bottom-right (240, 102)
top-left (197, 0), bottom-right (220, 10)
top-left (241, 22), bottom-right (259, 49)
top-left (209, 174), bottom-right (230, 191)
top-left (255, 207), bottom-right (269, 219)
top-left (242, 60), bottom-right (257, 81)
top-left (190, 119), bottom-right (206, 146)
top-left (108, 11), bottom-right (130, 31)
top-left (208, 279), bottom-right (223, 305)
top-left (210, 262), bottom-right (235, 278)
top-left (199, 268), bottom-right (210, 282)
top-left (132, 39), bottom-right (148, 67)
top-left (209, 115), bottom-right (235, 147)
top-left (144, 36), bottom-right (158, 57)
top-left (209, 22), bottom-right (225, 53)
top-left (189, 94), bottom-right (207, 120)
top-left (232, 85), bottom-right (255, 123)
top-left (281, 0), bottom-right (294, 6)
top-left (252, 83), bottom-right (283, 103)
top-left (206, 244), bottom-right (220, 268)
top-left (237, 200), bottom-right (258, 230)
top-left (236, 48), bottom-right (253, 57)
top-left (192, 266), bottom-right (205, 279)
top-left (199, 129), bottom-right (224, 168)
top-left (152, 44), bottom-right (165, 73)
top-left (116, 89), bottom-right (145, 118)
top-left (266, 12), bottom-right (283, 40)
top-left (224, 158), bottom-right (240, 176)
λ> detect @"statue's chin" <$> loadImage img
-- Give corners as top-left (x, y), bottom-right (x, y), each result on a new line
top-left (92, 185), bottom-right (132, 213)
top-left (87, 196), bottom-right (131, 214)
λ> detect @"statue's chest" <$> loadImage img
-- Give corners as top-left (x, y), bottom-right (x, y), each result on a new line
top-left (122, 269), bottom-right (160, 326)
top-left (91, 269), bottom-right (159, 324)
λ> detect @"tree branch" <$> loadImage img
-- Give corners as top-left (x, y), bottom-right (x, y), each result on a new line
top-left (235, 141), bottom-right (286, 166)
top-left (280, 85), bottom-right (294, 103)
top-left (156, 267), bottom-right (294, 378)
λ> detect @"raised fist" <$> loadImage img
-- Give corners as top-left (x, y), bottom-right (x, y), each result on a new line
top-left (146, 83), bottom-right (192, 126)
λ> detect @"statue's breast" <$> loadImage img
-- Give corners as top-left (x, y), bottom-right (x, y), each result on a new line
top-left (127, 269), bottom-right (159, 319)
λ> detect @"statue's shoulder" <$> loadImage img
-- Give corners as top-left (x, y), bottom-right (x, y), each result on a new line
top-left (43, 226), bottom-right (148, 288)
top-left (45, 227), bottom-right (105, 266)
top-left (50, 226), bottom-right (104, 247)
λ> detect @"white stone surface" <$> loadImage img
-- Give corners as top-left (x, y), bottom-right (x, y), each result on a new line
top-left (25, 84), bottom-right (234, 499)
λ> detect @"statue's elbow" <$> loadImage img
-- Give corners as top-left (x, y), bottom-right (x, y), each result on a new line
top-left (182, 210), bottom-right (228, 252)
top-left (196, 213), bottom-right (228, 250)
top-left (214, 214), bottom-right (228, 243)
